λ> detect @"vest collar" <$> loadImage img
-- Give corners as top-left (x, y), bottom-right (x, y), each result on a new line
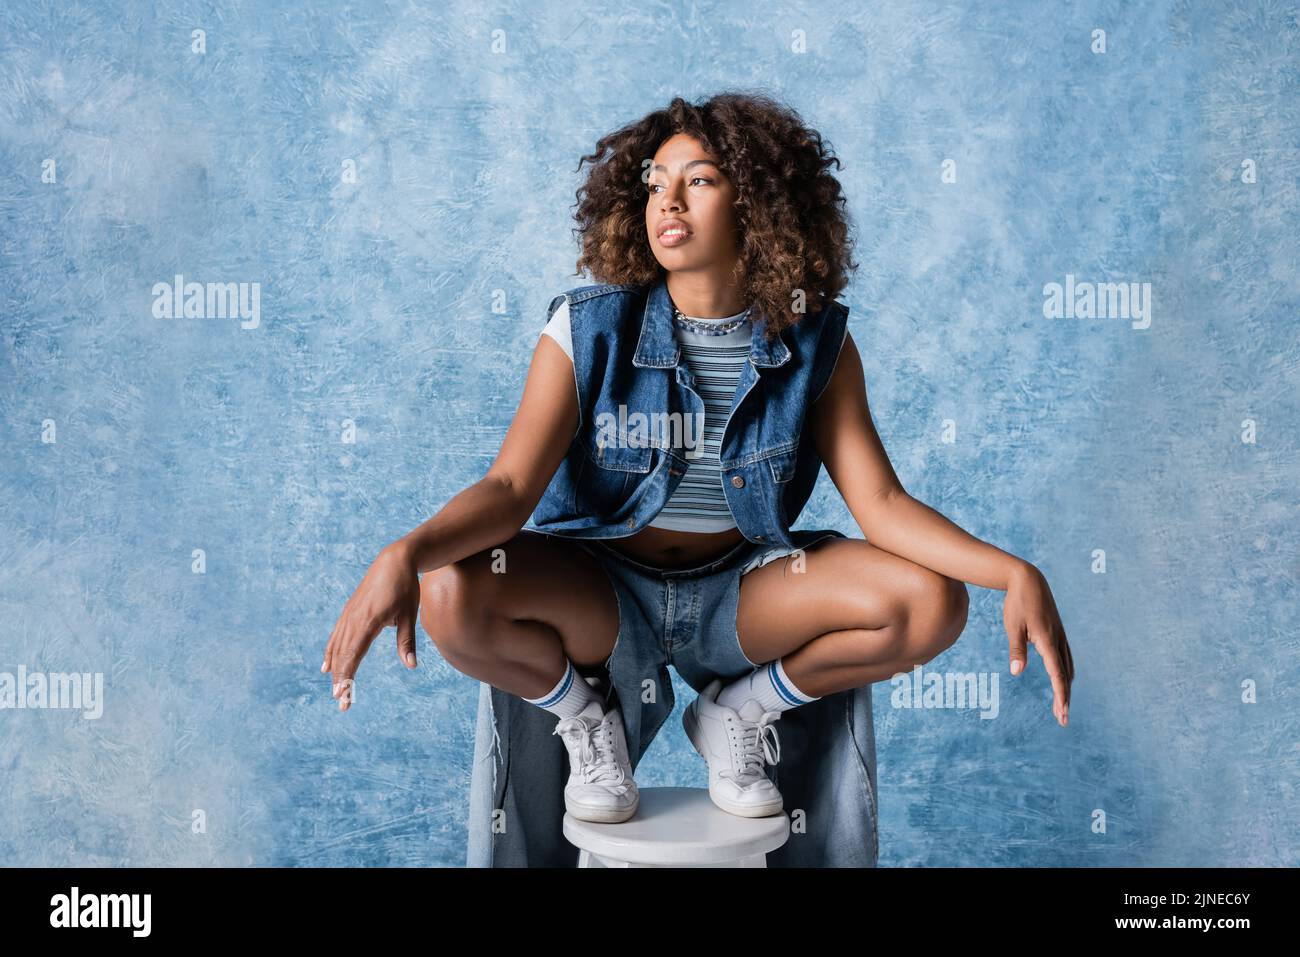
top-left (631, 274), bottom-right (791, 369)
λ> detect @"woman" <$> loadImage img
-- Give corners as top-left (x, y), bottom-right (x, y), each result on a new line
top-left (322, 92), bottom-right (1074, 864)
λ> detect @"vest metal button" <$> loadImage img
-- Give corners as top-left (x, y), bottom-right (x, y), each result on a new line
top-left (731, 475), bottom-right (745, 488)
top-left (625, 518), bottom-right (635, 528)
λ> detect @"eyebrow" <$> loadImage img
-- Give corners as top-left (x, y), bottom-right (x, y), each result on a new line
top-left (649, 159), bottom-right (719, 173)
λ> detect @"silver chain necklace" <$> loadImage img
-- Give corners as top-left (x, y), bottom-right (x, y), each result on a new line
top-left (672, 304), bottom-right (752, 336)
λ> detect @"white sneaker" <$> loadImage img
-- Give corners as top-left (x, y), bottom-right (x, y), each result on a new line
top-left (552, 697), bottom-right (639, 824)
top-left (682, 678), bottom-right (784, 818)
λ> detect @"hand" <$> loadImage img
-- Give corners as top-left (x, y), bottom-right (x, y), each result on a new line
top-left (322, 541), bottom-right (422, 712)
top-left (1003, 563), bottom-right (1075, 727)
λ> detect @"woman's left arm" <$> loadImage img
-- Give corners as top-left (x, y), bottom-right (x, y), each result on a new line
top-left (810, 332), bottom-right (1074, 725)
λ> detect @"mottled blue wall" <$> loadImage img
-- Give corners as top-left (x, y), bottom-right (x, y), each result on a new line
top-left (1, 0), bottom-right (1295, 867)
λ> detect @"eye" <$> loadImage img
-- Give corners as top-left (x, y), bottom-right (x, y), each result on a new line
top-left (647, 177), bottom-right (714, 193)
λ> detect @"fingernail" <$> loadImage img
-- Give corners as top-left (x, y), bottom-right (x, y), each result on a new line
top-left (405, 653), bottom-right (416, 668)
top-left (1010, 660), bottom-right (1023, 676)
top-left (320, 661), bottom-right (328, 673)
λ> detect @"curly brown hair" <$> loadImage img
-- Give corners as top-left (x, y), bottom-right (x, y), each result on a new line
top-left (571, 91), bottom-right (857, 340)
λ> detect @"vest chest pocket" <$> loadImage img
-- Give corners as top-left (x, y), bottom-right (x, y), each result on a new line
top-left (764, 444), bottom-right (799, 484)
top-left (575, 430), bottom-right (654, 517)
top-left (586, 430), bottom-right (654, 473)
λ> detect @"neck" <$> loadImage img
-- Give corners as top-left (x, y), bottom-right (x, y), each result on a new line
top-left (665, 269), bottom-right (748, 318)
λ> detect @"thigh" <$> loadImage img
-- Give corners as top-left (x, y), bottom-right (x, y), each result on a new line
top-left (419, 529), bottom-right (619, 664)
top-left (734, 537), bottom-right (950, 664)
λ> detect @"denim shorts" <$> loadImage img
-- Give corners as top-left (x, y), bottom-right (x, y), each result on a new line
top-left (466, 526), bottom-right (880, 868)
top-left (570, 528), bottom-right (849, 764)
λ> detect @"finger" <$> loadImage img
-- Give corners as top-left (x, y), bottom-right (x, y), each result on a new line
top-left (1052, 621), bottom-right (1074, 687)
top-left (396, 612), bottom-right (417, 669)
top-left (1005, 616), bottom-right (1028, 677)
top-left (1031, 628), bottom-right (1070, 725)
top-left (331, 640), bottom-right (358, 704)
top-left (334, 614), bottom-right (384, 711)
top-left (324, 600), bottom-right (354, 675)
top-left (331, 625), bottom-right (365, 710)
top-left (323, 614), bottom-right (343, 674)
top-left (1046, 596), bottom-right (1073, 681)
top-left (336, 674), bottom-right (356, 712)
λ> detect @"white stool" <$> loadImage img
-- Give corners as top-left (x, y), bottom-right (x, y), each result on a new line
top-left (564, 786), bottom-right (790, 868)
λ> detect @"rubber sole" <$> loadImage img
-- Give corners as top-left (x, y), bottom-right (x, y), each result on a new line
top-left (564, 789), bottom-right (639, 824)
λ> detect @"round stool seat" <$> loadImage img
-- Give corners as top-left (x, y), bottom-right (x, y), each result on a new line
top-left (563, 787), bottom-right (790, 867)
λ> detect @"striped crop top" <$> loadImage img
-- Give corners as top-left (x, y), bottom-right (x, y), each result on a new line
top-left (539, 296), bottom-right (753, 533)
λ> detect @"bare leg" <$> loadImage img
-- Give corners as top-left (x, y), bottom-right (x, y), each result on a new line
top-left (418, 529), bottom-right (620, 699)
top-left (735, 538), bottom-right (970, 697)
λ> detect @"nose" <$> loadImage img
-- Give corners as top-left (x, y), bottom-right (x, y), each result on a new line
top-left (660, 180), bottom-right (685, 213)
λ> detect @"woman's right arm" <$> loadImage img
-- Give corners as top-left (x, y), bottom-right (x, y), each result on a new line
top-left (323, 328), bottom-right (579, 708)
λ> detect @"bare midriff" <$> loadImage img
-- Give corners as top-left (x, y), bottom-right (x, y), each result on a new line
top-left (602, 523), bottom-right (747, 568)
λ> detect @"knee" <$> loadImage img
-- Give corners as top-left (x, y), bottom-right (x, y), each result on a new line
top-left (419, 560), bottom-right (493, 666)
top-left (900, 570), bottom-right (969, 667)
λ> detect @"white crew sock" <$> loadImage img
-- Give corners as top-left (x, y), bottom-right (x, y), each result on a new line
top-left (716, 657), bottom-right (820, 715)
top-left (523, 657), bottom-right (604, 719)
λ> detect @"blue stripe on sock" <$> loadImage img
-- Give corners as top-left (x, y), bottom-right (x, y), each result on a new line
top-left (536, 662), bottom-right (574, 707)
top-left (769, 661), bottom-right (806, 706)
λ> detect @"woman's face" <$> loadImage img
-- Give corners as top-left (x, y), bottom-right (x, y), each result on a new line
top-left (645, 133), bottom-right (741, 276)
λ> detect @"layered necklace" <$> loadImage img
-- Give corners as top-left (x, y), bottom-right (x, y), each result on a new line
top-left (671, 303), bottom-right (752, 336)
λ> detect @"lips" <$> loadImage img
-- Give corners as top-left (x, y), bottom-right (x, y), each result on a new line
top-left (657, 219), bottom-right (692, 246)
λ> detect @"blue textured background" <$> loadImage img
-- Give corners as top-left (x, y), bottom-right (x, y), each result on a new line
top-left (1, 0), bottom-right (1296, 867)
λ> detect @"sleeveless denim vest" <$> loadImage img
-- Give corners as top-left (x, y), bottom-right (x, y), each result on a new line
top-left (523, 274), bottom-right (850, 547)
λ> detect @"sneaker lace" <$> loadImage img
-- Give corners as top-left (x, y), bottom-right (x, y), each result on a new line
top-left (554, 716), bottom-right (626, 786)
top-left (727, 711), bottom-right (781, 782)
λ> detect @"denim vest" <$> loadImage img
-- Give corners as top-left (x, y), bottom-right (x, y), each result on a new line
top-left (523, 275), bottom-right (851, 549)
